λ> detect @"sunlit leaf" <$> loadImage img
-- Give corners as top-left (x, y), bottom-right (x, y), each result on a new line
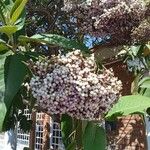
top-left (146, 44), bottom-right (150, 49)
top-left (0, 39), bottom-right (10, 52)
top-left (10, 0), bottom-right (28, 24)
top-left (18, 34), bottom-right (88, 51)
top-left (143, 44), bottom-right (150, 56)
top-left (106, 95), bottom-right (150, 120)
top-left (0, 1), bottom-right (6, 24)
top-left (0, 52), bottom-right (11, 131)
top-left (138, 77), bottom-right (150, 89)
top-left (140, 82), bottom-right (150, 89)
top-left (0, 25), bottom-right (18, 36)
top-left (130, 45), bottom-right (141, 56)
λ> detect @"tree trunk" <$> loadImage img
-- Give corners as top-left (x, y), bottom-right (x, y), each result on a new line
top-left (29, 111), bottom-right (36, 150)
top-left (42, 114), bottom-right (50, 150)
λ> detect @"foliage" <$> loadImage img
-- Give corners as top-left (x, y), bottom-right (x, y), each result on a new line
top-left (138, 76), bottom-right (150, 89)
top-left (3, 54), bottom-right (29, 130)
top-left (61, 114), bottom-right (73, 148)
top-left (0, 0), bottom-right (87, 133)
top-left (106, 42), bottom-right (150, 121)
top-left (18, 34), bottom-right (88, 51)
top-left (106, 95), bottom-right (150, 120)
top-left (0, 53), bottom-right (9, 131)
top-left (61, 115), bottom-right (107, 150)
top-left (0, 0), bottom-right (149, 150)
top-left (125, 44), bottom-right (150, 73)
top-left (83, 122), bottom-right (107, 150)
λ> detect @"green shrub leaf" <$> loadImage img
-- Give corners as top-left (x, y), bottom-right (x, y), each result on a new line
top-left (4, 53), bottom-right (28, 109)
top-left (83, 122), bottom-right (107, 150)
top-left (140, 80), bottom-right (150, 89)
top-left (138, 77), bottom-right (150, 89)
top-left (106, 95), bottom-right (150, 120)
top-left (0, 1), bottom-right (6, 24)
top-left (61, 114), bottom-right (73, 148)
top-left (146, 44), bottom-right (150, 49)
top-left (141, 88), bottom-right (150, 97)
top-left (0, 103), bottom-right (6, 131)
top-left (3, 53), bottom-right (29, 130)
top-left (0, 52), bottom-right (11, 131)
top-left (0, 39), bottom-right (11, 52)
top-left (0, 25), bottom-right (18, 36)
top-left (10, 0), bottom-right (28, 24)
top-left (18, 34), bottom-right (88, 51)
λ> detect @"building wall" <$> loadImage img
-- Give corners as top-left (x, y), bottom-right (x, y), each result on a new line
top-left (108, 115), bottom-right (147, 150)
top-left (0, 109), bottom-right (64, 150)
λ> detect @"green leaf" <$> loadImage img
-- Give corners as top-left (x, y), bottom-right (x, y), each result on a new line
top-left (0, 44), bottom-right (8, 52)
top-left (146, 44), bottom-right (150, 49)
top-left (138, 77), bottom-right (150, 89)
top-left (0, 42), bottom-right (8, 52)
top-left (14, 11), bottom-right (26, 30)
top-left (106, 95), bottom-right (150, 120)
top-left (138, 77), bottom-right (150, 86)
top-left (130, 45), bottom-right (141, 56)
top-left (61, 114), bottom-right (73, 148)
top-left (143, 89), bottom-right (150, 97)
top-left (3, 53), bottom-right (29, 130)
top-left (2, 0), bottom-right (14, 5)
top-left (10, 0), bottom-right (28, 24)
top-left (4, 53), bottom-right (28, 109)
top-left (0, 39), bottom-right (6, 44)
top-left (0, 1), bottom-right (6, 24)
top-left (0, 39), bottom-right (10, 52)
top-left (82, 120), bottom-right (88, 135)
top-left (75, 120), bottom-right (83, 149)
top-left (0, 54), bottom-right (6, 96)
top-left (83, 122), bottom-right (107, 150)
top-left (10, 0), bottom-right (24, 17)
top-left (0, 52), bottom-right (11, 131)
top-left (0, 103), bottom-right (6, 131)
top-left (140, 80), bottom-right (150, 89)
top-left (18, 34), bottom-right (88, 51)
top-left (0, 0), bottom-right (14, 25)
top-left (66, 142), bottom-right (76, 150)
top-left (0, 25), bottom-right (18, 36)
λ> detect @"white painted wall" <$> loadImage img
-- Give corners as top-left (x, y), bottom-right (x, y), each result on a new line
top-left (4, 130), bottom-right (17, 150)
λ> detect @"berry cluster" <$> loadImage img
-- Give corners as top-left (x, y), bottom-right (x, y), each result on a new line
top-left (30, 50), bottom-right (122, 120)
top-left (63, 0), bottom-right (149, 45)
